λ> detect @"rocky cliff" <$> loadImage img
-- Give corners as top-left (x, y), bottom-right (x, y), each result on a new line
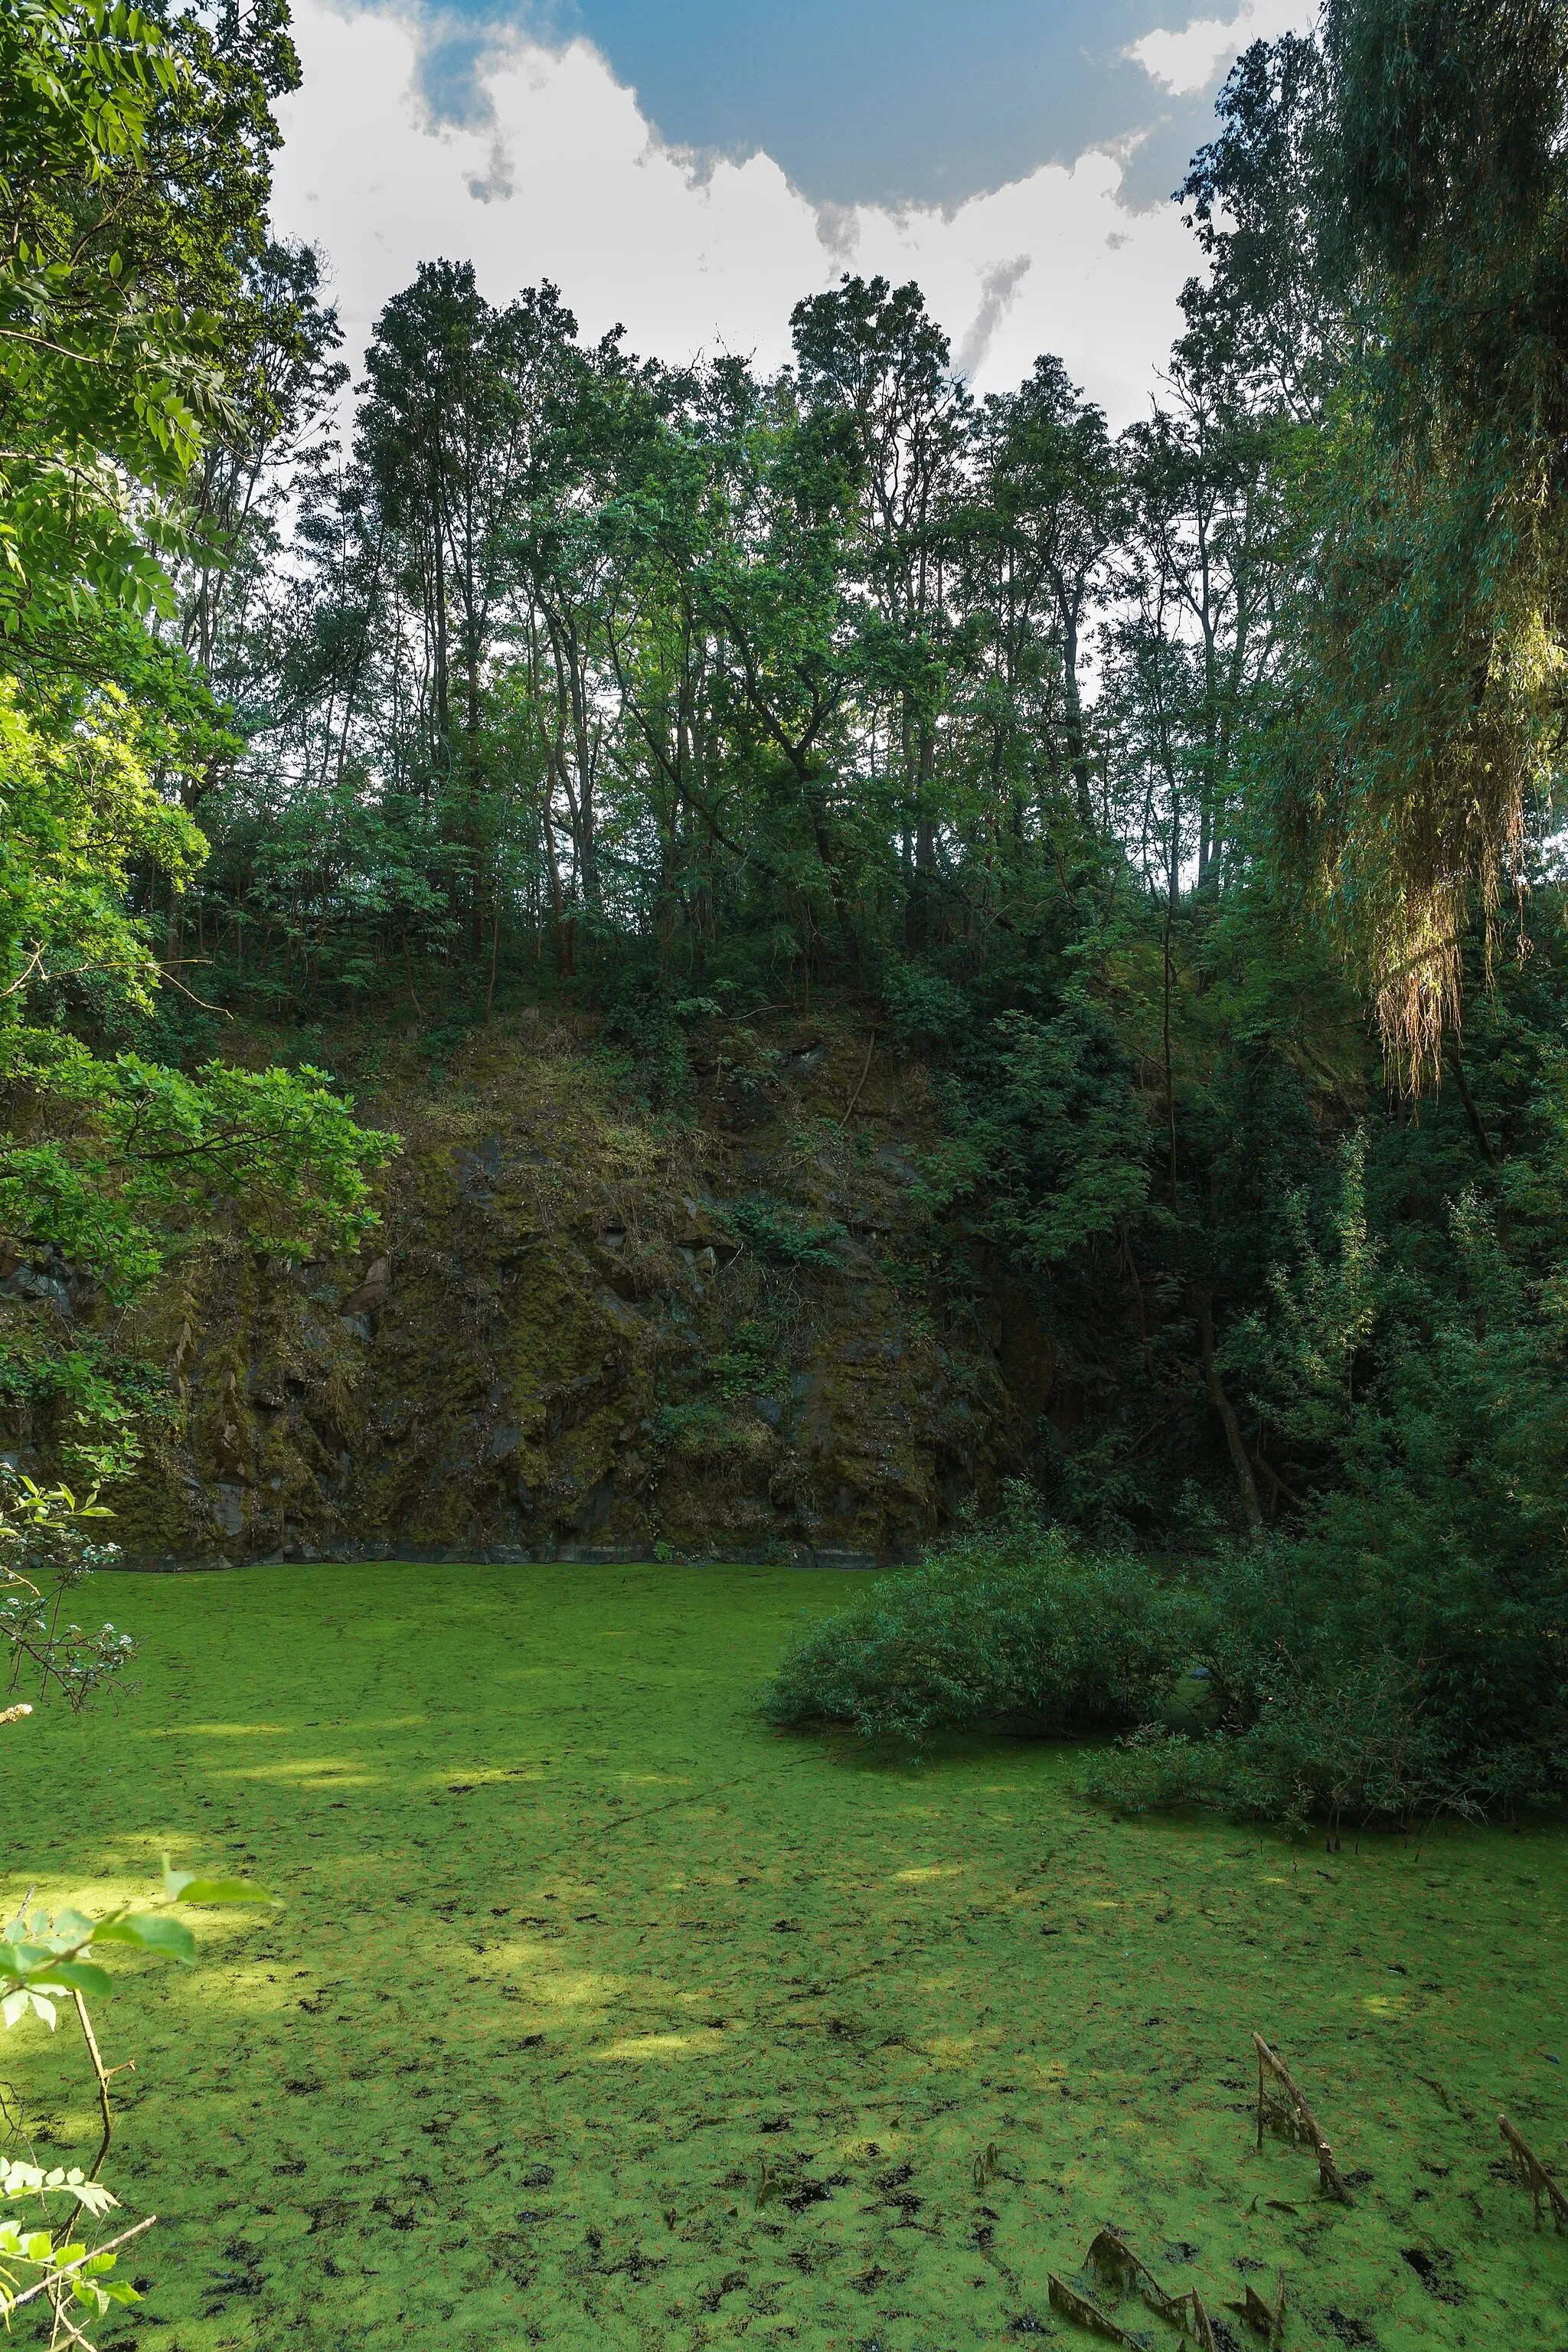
top-left (21, 1004), bottom-right (1063, 1565)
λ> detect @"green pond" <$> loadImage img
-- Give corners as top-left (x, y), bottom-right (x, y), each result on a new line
top-left (3, 1560), bottom-right (1565, 2348)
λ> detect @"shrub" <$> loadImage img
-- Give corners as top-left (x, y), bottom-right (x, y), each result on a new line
top-left (761, 1498), bottom-right (1197, 1746)
top-left (723, 1198), bottom-right (846, 1267)
top-left (1080, 1662), bottom-right (1537, 1834)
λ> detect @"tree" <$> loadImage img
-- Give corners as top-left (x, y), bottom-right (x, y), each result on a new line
top-left (1267, 0), bottom-right (1568, 1081)
top-left (1, 0), bottom-right (305, 652)
top-left (789, 276), bottom-right (969, 942)
top-left (961, 358), bottom-right (1123, 837)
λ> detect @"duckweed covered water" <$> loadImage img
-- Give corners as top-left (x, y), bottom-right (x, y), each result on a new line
top-left (3, 1560), bottom-right (1565, 2349)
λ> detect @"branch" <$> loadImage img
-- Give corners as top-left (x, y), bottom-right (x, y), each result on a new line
top-left (2, 2214), bottom-right (157, 2314)
top-left (838, 1027), bottom-right (878, 1129)
top-left (155, 966), bottom-right (230, 1017)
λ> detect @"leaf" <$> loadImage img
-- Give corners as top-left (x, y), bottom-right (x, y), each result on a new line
top-left (32, 1962), bottom-right (112, 1998)
top-left (92, 1914), bottom-right (194, 1962)
top-left (64, 2183), bottom-right (117, 2218)
top-left (26, 1994), bottom-right (57, 2030)
top-left (167, 1877), bottom-right (273, 1905)
top-left (2, 1991), bottom-right (31, 2029)
top-left (2, 1942), bottom-right (58, 1975)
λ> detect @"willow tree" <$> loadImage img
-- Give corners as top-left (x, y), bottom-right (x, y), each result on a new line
top-left (1278, 0), bottom-right (1568, 1083)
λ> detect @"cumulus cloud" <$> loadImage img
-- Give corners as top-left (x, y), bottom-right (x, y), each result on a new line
top-left (1126, 0), bottom-right (1314, 97)
top-left (273, 0), bottom-right (1205, 424)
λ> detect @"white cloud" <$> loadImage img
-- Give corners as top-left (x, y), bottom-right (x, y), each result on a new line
top-left (1126, 0), bottom-right (1315, 98)
top-left (273, 0), bottom-right (1206, 427)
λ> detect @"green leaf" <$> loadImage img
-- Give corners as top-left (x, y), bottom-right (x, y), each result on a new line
top-left (67, 2182), bottom-right (118, 2219)
top-left (34, 1961), bottom-right (113, 1998)
top-left (167, 1877), bottom-right (273, 1905)
top-left (91, 1915), bottom-right (194, 1962)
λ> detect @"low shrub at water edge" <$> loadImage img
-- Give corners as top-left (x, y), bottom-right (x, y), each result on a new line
top-left (763, 1485), bottom-right (1568, 1828)
top-left (760, 1508), bottom-right (1197, 1746)
top-left (1079, 1671), bottom-right (1537, 1832)
top-left (1083, 1518), bottom-right (1568, 1830)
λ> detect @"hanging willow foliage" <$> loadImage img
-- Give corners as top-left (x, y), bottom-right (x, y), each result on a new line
top-left (1279, 0), bottom-right (1568, 1086)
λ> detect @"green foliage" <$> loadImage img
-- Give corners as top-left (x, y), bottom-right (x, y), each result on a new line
top-left (762, 1491), bottom-right (1196, 1746)
top-left (1, 1037), bottom-right (395, 1283)
top-left (709, 1318), bottom-right (778, 1400)
top-left (1222, 0), bottom-right (1568, 1080)
top-left (599, 972), bottom-right (698, 1112)
top-left (0, 1468), bottom-right (132, 1713)
top-left (0, 678), bottom-right (204, 1005)
top-left (0, 1858), bottom-right (274, 2329)
top-left (0, 0), bottom-right (205, 631)
top-left (767, 1110), bottom-right (1568, 1821)
top-left (721, 1197), bottom-right (846, 1268)
top-left (1, 1860), bottom-right (273, 2019)
top-left (959, 988), bottom-right (1152, 1266)
top-left (1084, 1138), bottom-right (1568, 1824)
top-left (0, 666), bottom-right (394, 1486)
top-left (0, 0), bottom-right (300, 643)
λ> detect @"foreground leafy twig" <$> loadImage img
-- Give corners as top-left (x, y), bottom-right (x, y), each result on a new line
top-left (1, 1863), bottom-right (276, 2335)
top-left (2, 2210), bottom-right (156, 2314)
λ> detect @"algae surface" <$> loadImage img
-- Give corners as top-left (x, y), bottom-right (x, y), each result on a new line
top-left (2, 1561), bottom-right (1565, 2349)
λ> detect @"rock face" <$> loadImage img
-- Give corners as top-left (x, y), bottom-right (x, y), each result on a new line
top-left (95, 1008), bottom-right (1057, 1566)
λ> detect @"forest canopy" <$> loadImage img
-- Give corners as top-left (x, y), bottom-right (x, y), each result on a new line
top-left (1, 0), bottom-right (1566, 1816)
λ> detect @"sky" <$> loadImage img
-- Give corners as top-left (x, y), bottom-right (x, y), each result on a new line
top-left (271, 0), bottom-right (1318, 430)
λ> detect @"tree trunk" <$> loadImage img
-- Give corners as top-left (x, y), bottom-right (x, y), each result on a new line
top-left (1194, 1287), bottom-right (1264, 1540)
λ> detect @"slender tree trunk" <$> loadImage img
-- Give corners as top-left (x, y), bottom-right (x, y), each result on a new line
top-left (1444, 1037), bottom-right (1500, 1168)
top-left (1194, 1288), bottom-right (1264, 1540)
top-left (1059, 604), bottom-right (1093, 825)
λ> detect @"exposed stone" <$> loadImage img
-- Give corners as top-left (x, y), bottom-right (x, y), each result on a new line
top-left (71, 1007), bottom-right (1048, 1567)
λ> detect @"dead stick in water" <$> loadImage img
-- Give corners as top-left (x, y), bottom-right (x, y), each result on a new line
top-left (1498, 2112), bottom-right (1568, 2231)
top-left (1254, 2033), bottom-right (1351, 2203)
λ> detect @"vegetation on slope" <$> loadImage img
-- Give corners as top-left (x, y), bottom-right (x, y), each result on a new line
top-left (6, 0), bottom-right (1568, 1618)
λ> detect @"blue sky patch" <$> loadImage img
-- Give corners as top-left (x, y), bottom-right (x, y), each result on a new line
top-left (410, 0), bottom-right (1248, 211)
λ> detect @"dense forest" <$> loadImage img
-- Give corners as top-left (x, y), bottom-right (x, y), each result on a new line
top-left (2, 5), bottom-right (1568, 2344)
top-left (3, 0), bottom-right (1568, 1831)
